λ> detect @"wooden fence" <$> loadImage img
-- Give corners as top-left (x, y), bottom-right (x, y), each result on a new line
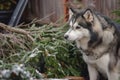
top-left (26, 0), bottom-right (65, 24)
top-left (82, 0), bottom-right (120, 19)
top-left (25, 0), bottom-right (120, 24)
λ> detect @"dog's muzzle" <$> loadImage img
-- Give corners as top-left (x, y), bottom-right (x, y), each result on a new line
top-left (64, 35), bottom-right (69, 39)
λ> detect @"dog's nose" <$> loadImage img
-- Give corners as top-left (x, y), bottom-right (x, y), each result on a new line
top-left (64, 35), bottom-right (68, 39)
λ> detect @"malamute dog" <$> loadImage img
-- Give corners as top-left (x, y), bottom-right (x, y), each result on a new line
top-left (64, 8), bottom-right (120, 80)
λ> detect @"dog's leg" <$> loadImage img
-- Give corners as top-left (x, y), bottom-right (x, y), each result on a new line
top-left (108, 72), bottom-right (119, 80)
top-left (88, 64), bottom-right (99, 80)
top-left (108, 52), bottom-right (120, 80)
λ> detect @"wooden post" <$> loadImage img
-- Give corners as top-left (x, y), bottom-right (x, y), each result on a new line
top-left (64, 0), bottom-right (69, 22)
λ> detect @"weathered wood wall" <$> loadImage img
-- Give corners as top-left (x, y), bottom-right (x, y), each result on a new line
top-left (26, 0), bottom-right (120, 24)
top-left (27, 0), bottom-right (65, 23)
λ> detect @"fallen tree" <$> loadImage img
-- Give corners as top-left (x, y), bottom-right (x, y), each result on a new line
top-left (0, 22), bottom-right (87, 79)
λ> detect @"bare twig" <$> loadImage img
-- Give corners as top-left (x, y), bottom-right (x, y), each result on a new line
top-left (16, 12), bottom-right (56, 27)
top-left (0, 23), bottom-right (34, 42)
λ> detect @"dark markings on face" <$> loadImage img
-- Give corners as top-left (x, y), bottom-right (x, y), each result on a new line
top-left (69, 12), bottom-right (84, 28)
top-left (71, 15), bottom-right (76, 26)
top-left (78, 22), bottom-right (92, 29)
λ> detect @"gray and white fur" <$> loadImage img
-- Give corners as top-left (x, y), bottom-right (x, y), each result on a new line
top-left (64, 8), bottom-right (120, 80)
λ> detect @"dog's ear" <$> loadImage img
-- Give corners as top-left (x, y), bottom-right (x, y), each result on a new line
top-left (66, 1), bottom-right (79, 14)
top-left (83, 9), bottom-right (94, 22)
top-left (69, 8), bottom-right (77, 20)
top-left (69, 8), bottom-right (77, 14)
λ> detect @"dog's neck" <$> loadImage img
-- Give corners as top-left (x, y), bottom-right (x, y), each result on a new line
top-left (76, 37), bottom-right (89, 50)
top-left (76, 39), bottom-right (109, 59)
top-left (76, 34), bottom-right (116, 59)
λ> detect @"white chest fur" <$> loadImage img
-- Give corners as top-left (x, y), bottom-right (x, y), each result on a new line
top-left (83, 53), bottom-right (110, 76)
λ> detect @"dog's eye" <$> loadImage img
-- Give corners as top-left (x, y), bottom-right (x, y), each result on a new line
top-left (76, 26), bottom-right (81, 29)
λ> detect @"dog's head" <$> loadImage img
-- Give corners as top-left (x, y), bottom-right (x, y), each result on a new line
top-left (64, 8), bottom-right (103, 43)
